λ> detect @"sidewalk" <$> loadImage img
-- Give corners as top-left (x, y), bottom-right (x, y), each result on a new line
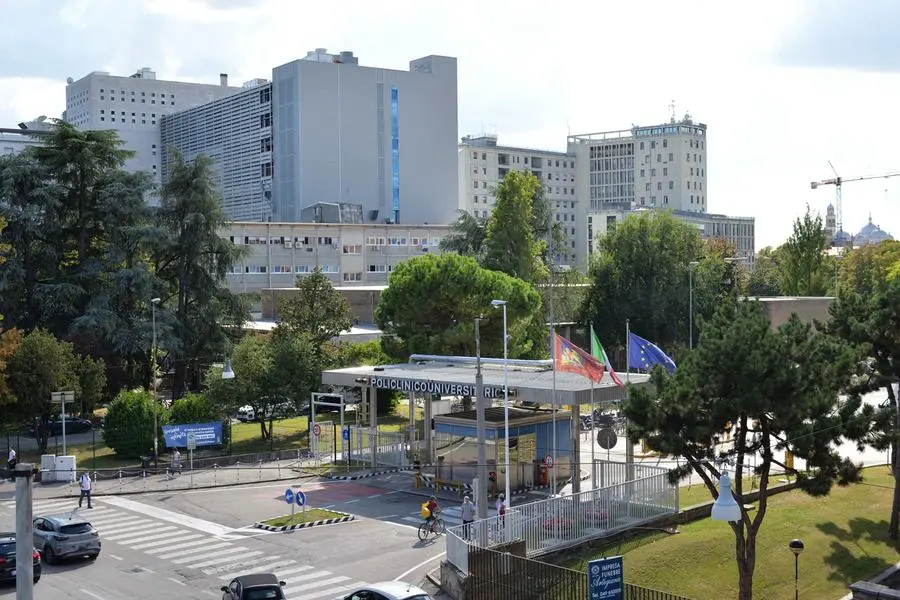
top-left (0, 458), bottom-right (318, 501)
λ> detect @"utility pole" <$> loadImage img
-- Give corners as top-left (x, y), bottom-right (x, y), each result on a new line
top-left (474, 317), bottom-right (489, 520)
top-left (14, 462), bottom-right (34, 600)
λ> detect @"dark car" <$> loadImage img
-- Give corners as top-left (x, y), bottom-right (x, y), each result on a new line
top-left (221, 574), bottom-right (286, 600)
top-left (0, 532), bottom-right (42, 584)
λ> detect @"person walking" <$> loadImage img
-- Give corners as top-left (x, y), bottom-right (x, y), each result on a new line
top-left (460, 495), bottom-right (476, 540)
top-left (78, 472), bottom-right (93, 509)
top-left (5, 448), bottom-right (15, 482)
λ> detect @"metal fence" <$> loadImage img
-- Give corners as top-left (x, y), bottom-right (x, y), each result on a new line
top-left (445, 463), bottom-right (677, 571)
top-left (461, 544), bottom-right (693, 600)
top-left (592, 459), bottom-right (675, 488)
top-left (345, 425), bottom-right (410, 468)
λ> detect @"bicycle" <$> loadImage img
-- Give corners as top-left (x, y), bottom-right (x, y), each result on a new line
top-left (417, 513), bottom-right (445, 541)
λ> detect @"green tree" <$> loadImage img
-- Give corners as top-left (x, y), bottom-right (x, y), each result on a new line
top-left (625, 301), bottom-right (866, 600)
top-left (482, 170), bottom-right (545, 282)
top-left (77, 356), bottom-right (107, 416)
top-left (837, 240), bottom-right (900, 296)
top-left (153, 152), bottom-right (249, 398)
top-left (169, 392), bottom-right (220, 424)
top-left (779, 206), bottom-right (829, 296)
top-left (0, 328), bottom-right (22, 428)
top-left (747, 247), bottom-right (782, 297)
top-left (277, 269), bottom-right (352, 350)
top-left (102, 389), bottom-right (167, 458)
top-left (439, 211), bottom-right (487, 258)
top-left (7, 329), bottom-right (80, 420)
top-left (337, 340), bottom-right (401, 415)
top-left (580, 210), bottom-right (705, 355)
top-left (375, 253), bottom-right (544, 360)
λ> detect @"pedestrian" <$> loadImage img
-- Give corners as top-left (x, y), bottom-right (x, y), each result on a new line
top-left (460, 495), bottom-right (475, 539)
top-left (78, 472), bottom-right (93, 509)
top-left (496, 493), bottom-right (506, 524)
top-left (6, 448), bottom-right (15, 482)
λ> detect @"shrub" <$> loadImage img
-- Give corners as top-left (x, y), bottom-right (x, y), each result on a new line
top-left (102, 389), bottom-right (168, 458)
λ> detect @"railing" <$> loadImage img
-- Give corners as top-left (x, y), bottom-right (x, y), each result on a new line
top-left (345, 425), bottom-right (409, 468)
top-left (446, 528), bottom-right (469, 575)
top-left (625, 584), bottom-right (694, 600)
top-left (445, 464), bottom-right (677, 571)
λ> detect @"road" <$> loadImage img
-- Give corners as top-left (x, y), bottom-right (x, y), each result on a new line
top-left (0, 479), bottom-right (451, 599)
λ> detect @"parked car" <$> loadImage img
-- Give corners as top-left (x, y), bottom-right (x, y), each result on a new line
top-left (221, 573), bottom-right (286, 599)
top-left (342, 581), bottom-right (433, 600)
top-left (33, 514), bottom-right (101, 564)
top-left (28, 418), bottom-right (93, 437)
top-left (0, 532), bottom-right (41, 584)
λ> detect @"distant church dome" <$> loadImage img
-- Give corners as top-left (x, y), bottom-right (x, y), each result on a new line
top-left (854, 213), bottom-right (893, 246)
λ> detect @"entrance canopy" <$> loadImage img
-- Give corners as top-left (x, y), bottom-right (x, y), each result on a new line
top-left (321, 360), bottom-right (649, 407)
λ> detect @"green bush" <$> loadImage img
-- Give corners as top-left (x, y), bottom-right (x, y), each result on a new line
top-left (169, 392), bottom-right (219, 424)
top-left (102, 389), bottom-right (168, 458)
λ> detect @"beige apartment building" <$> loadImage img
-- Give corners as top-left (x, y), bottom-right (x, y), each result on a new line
top-left (224, 219), bottom-right (451, 295)
top-left (458, 134), bottom-right (580, 267)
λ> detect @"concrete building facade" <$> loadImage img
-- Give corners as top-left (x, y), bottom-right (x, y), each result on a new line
top-left (223, 221), bottom-right (451, 294)
top-left (568, 114), bottom-right (708, 214)
top-left (270, 50), bottom-right (458, 225)
top-left (160, 81), bottom-right (273, 221)
top-left (63, 67), bottom-right (243, 197)
top-left (457, 134), bottom-right (580, 266)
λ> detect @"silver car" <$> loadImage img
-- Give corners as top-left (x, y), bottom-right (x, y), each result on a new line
top-left (32, 514), bottom-right (101, 564)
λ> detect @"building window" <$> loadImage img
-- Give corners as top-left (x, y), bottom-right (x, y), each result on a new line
top-left (260, 113), bottom-right (271, 128)
top-left (343, 272), bottom-right (362, 282)
top-left (342, 244), bottom-right (362, 254)
top-left (259, 87), bottom-right (271, 103)
top-left (317, 237), bottom-right (334, 246)
top-left (390, 86), bottom-right (400, 223)
top-left (261, 162), bottom-right (273, 177)
top-left (367, 265), bottom-right (387, 273)
top-left (668, 181), bottom-right (674, 190)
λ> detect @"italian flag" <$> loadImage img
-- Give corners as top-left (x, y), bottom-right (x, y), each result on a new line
top-left (590, 325), bottom-right (624, 387)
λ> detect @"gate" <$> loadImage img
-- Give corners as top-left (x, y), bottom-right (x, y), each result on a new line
top-left (310, 421), bottom-right (339, 463)
top-left (346, 425), bottom-right (409, 468)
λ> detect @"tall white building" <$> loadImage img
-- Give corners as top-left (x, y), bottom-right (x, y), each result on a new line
top-left (63, 67), bottom-right (243, 196)
top-left (568, 113), bottom-right (708, 213)
top-left (161, 81), bottom-right (274, 221)
top-left (270, 49), bottom-right (458, 225)
top-left (457, 134), bottom-right (580, 266)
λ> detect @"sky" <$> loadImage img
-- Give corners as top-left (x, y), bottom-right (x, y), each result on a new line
top-left (1, 0), bottom-right (898, 250)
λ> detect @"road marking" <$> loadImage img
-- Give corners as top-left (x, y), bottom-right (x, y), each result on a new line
top-left (182, 549), bottom-right (263, 570)
top-left (394, 551), bottom-right (445, 581)
top-left (167, 577), bottom-right (185, 586)
top-left (172, 545), bottom-right (248, 566)
top-left (218, 561), bottom-right (307, 580)
top-left (145, 538), bottom-right (216, 555)
top-left (108, 554), bottom-right (123, 561)
top-left (80, 589), bottom-right (108, 600)
top-left (102, 495), bottom-right (234, 536)
top-left (375, 514), bottom-right (398, 519)
top-left (157, 541), bottom-right (231, 560)
top-left (130, 533), bottom-right (202, 549)
top-left (345, 498), bottom-right (359, 503)
top-left (105, 525), bottom-right (180, 542)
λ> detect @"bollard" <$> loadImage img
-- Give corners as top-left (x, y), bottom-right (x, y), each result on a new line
top-left (258, 460), bottom-right (263, 481)
top-left (214, 464), bottom-right (218, 485)
top-left (236, 461), bottom-right (240, 483)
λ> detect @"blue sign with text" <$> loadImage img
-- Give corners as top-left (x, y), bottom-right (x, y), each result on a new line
top-left (162, 422), bottom-right (223, 449)
top-left (588, 556), bottom-right (624, 600)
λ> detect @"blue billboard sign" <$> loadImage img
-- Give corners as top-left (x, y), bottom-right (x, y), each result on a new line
top-left (162, 422), bottom-right (223, 448)
top-left (588, 556), bottom-right (624, 600)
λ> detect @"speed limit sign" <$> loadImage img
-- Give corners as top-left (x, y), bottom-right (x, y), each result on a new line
top-left (313, 423), bottom-right (321, 437)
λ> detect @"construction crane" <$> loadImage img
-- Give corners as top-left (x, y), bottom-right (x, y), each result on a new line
top-left (810, 162), bottom-right (900, 243)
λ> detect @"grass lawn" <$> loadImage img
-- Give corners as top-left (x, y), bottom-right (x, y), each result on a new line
top-left (566, 466), bottom-right (900, 600)
top-left (263, 508), bottom-right (347, 527)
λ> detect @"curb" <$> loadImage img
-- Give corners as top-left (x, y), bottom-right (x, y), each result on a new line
top-left (326, 467), bottom-right (411, 481)
top-left (253, 510), bottom-right (356, 532)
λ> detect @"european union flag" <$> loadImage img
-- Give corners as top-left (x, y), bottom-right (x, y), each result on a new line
top-left (628, 332), bottom-right (677, 373)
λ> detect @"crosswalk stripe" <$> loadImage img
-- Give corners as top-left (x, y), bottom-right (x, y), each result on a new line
top-left (181, 550), bottom-right (263, 570)
top-left (96, 521), bottom-right (157, 536)
top-left (285, 577), bottom-right (353, 599)
top-left (282, 571), bottom-right (332, 585)
top-left (105, 525), bottom-right (179, 542)
top-left (316, 583), bottom-right (368, 600)
top-left (158, 541), bottom-right (231, 560)
top-left (131, 533), bottom-right (202, 550)
top-left (146, 538), bottom-right (216, 555)
top-left (173, 545), bottom-right (248, 566)
top-left (88, 515), bottom-right (146, 527)
top-left (217, 559), bottom-right (298, 580)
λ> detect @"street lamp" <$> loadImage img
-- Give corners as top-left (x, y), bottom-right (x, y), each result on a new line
top-left (491, 299), bottom-right (511, 509)
top-left (151, 297), bottom-right (161, 467)
top-left (222, 358), bottom-right (235, 379)
top-left (688, 261), bottom-right (699, 349)
top-left (789, 539), bottom-right (804, 600)
top-left (711, 472), bottom-right (742, 522)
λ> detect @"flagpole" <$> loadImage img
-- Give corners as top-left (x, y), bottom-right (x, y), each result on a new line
top-left (589, 324), bottom-right (597, 491)
top-left (625, 319), bottom-right (634, 485)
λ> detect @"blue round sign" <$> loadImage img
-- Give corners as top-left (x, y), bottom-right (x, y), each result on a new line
top-left (284, 488), bottom-right (294, 504)
top-left (295, 491), bottom-right (306, 507)
top-left (342, 428), bottom-right (350, 441)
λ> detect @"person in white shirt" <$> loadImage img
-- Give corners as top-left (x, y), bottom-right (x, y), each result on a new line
top-left (5, 448), bottom-right (14, 482)
top-left (78, 472), bottom-right (93, 509)
top-left (172, 449), bottom-right (182, 473)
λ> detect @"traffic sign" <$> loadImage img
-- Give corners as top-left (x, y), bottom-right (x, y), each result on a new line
top-left (544, 454), bottom-right (554, 468)
top-left (342, 428), bottom-right (350, 441)
top-left (186, 432), bottom-right (197, 451)
top-left (295, 491), bottom-right (306, 507)
top-left (313, 423), bottom-right (321, 437)
top-left (284, 488), bottom-right (294, 504)
top-left (596, 428), bottom-right (617, 451)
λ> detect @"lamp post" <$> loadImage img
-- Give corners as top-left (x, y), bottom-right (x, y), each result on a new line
top-left (688, 261), bottom-right (699, 349)
top-left (789, 539), bottom-right (804, 600)
top-left (150, 297), bottom-right (161, 468)
top-left (491, 299), bottom-right (511, 509)
top-left (710, 472), bottom-right (742, 522)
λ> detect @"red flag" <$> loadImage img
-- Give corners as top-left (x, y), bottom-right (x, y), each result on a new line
top-left (554, 333), bottom-right (605, 383)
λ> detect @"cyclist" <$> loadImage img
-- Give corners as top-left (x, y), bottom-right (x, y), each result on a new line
top-left (421, 495), bottom-right (441, 531)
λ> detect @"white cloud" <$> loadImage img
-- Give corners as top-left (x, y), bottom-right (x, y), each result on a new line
top-left (0, 0), bottom-right (896, 248)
